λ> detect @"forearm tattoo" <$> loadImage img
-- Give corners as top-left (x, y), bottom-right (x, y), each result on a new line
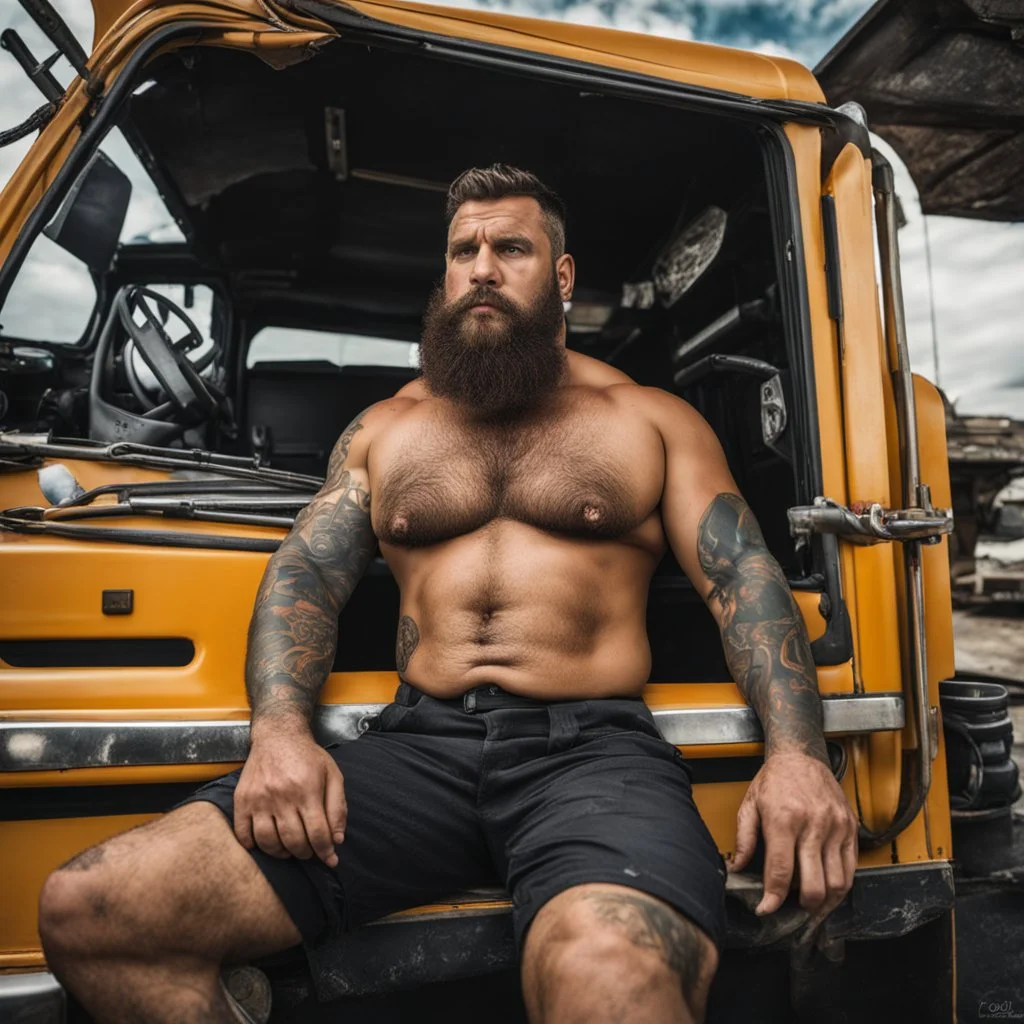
top-left (246, 413), bottom-right (376, 728)
top-left (697, 493), bottom-right (828, 764)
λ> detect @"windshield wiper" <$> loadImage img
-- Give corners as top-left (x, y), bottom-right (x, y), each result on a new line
top-left (53, 478), bottom-right (312, 507)
top-left (0, 515), bottom-right (283, 552)
top-left (5, 500), bottom-right (300, 529)
top-left (0, 433), bottom-right (325, 492)
top-left (1, 485), bottom-right (311, 541)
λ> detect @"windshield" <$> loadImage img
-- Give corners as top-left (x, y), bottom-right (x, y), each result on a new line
top-left (247, 328), bottom-right (419, 370)
top-left (0, 5), bottom-right (184, 345)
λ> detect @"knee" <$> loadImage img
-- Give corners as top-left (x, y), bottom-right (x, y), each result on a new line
top-left (534, 908), bottom-right (677, 995)
top-left (38, 866), bottom-right (112, 961)
top-left (525, 888), bottom-right (718, 1019)
top-left (542, 925), bottom-right (664, 992)
top-left (38, 837), bottom-right (143, 965)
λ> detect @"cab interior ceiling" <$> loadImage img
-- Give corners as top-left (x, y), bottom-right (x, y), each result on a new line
top-left (125, 38), bottom-right (780, 362)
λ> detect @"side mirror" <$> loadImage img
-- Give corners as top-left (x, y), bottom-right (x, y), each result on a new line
top-left (43, 151), bottom-right (131, 272)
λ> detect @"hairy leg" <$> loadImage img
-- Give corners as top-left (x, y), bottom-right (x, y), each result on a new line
top-left (39, 801), bottom-right (302, 1024)
top-left (521, 883), bottom-right (718, 1024)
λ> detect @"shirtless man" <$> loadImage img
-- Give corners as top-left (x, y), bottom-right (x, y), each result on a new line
top-left (38, 165), bottom-right (858, 1024)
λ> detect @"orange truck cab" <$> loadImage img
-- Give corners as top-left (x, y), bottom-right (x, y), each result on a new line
top-left (0, 0), bottom-right (1017, 1019)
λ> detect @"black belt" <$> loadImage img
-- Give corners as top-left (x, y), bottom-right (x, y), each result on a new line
top-left (396, 681), bottom-right (641, 714)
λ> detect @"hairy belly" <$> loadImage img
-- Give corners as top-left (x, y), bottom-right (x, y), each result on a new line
top-left (383, 521), bottom-right (657, 699)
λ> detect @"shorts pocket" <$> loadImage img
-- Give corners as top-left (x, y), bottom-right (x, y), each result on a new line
top-left (671, 746), bottom-right (695, 785)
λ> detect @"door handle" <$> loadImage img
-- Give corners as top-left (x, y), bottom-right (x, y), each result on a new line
top-left (788, 489), bottom-right (953, 547)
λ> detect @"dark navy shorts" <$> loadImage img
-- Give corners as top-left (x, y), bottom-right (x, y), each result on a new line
top-left (175, 682), bottom-right (727, 955)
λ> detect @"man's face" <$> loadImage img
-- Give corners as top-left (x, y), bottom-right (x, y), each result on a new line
top-left (443, 196), bottom-right (573, 327)
top-left (418, 196), bottom-right (576, 420)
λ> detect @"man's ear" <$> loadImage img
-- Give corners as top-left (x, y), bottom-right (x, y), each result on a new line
top-left (556, 253), bottom-right (575, 301)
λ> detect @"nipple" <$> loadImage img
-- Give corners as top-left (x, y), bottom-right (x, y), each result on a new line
top-left (390, 514), bottom-right (409, 536)
top-left (582, 504), bottom-right (603, 524)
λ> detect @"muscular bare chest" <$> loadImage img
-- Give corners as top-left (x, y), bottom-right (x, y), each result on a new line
top-left (371, 393), bottom-right (662, 547)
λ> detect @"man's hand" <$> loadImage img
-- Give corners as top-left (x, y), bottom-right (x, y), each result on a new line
top-left (237, 409), bottom-right (378, 868)
top-left (233, 727), bottom-right (347, 868)
top-left (728, 751), bottom-right (858, 918)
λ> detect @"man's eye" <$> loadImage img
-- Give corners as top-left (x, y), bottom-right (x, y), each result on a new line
top-left (503, 246), bottom-right (522, 255)
top-left (454, 247), bottom-right (475, 259)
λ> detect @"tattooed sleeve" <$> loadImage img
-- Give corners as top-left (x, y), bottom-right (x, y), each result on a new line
top-left (697, 493), bottom-right (829, 765)
top-left (245, 411), bottom-right (376, 732)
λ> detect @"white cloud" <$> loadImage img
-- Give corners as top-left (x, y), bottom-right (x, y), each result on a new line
top-left (872, 136), bottom-right (1024, 417)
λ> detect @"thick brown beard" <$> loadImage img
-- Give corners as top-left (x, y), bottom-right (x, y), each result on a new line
top-left (418, 272), bottom-right (567, 421)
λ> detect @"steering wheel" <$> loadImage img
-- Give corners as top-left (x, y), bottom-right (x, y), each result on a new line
top-left (116, 285), bottom-right (218, 420)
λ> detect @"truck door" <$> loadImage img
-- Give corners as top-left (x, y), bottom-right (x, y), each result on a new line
top-left (819, 138), bottom-right (954, 864)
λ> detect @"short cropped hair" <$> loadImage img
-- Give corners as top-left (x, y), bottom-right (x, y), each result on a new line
top-left (446, 164), bottom-right (566, 258)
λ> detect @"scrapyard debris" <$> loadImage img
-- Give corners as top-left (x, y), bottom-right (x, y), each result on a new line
top-left (947, 402), bottom-right (1024, 604)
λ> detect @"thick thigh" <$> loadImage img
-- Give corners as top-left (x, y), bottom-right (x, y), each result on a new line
top-left (496, 717), bottom-right (727, 953)
top-left (175, 699), bottom-right (494, 947)
top-left (44, 801), bottom-right (301, 963)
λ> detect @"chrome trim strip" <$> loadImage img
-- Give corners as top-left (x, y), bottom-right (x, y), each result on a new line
top-left (0, 694), bottom-right (904, 773)
top-left (0, 970), bottom-right (65, 1023)
top-left (0, 704), bottom-right (382, 773)
top-left (652, 692), bottom-right (904, 746)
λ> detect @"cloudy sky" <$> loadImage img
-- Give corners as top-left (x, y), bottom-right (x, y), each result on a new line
top-left (1, 0), bottom-right (1021, 416)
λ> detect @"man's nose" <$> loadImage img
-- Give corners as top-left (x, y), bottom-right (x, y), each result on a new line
top-left (470, 245), bottom-right (500, 287)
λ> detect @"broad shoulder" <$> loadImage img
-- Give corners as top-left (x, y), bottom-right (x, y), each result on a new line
top-left (605, 384), bottom-right (722, 450)
top-left (565, 348), bottom-right (634, 388)
top-left (393, 376), bottom-right (430, 400)
top-left (328, 395), bottom-right (420, 473)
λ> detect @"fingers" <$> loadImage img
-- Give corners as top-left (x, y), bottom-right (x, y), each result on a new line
top-left (252, 813), bottom-right (288, 859)
top-left (299, 802), bottom-right (339, 868)
top-left (730, 797), bottom-right (760, 872)
top-left (233, 750), bottom-right (348, 866)
top-left (841, 832), bottom-right (858, 891)
top-left (250, 805), bottom-right (335, 865)
top-left (235, 755), bottom-right (347, 867)
top-left (757, 826), bottom-right (795, 916)
top-left (796, 834), bottom-right (827, 914)
top-left (234, 805), bottom-right (256, 851)
top-left (821, 837), bottom-right (848, 915)
top-left (831, 816), bottom-right (859, 915)
top-left (324, 762), bottom-right (348, 846)
top-left (798, 811), bottom-right (858, 916)
top-left (274, 809), bottom-right (315, 861)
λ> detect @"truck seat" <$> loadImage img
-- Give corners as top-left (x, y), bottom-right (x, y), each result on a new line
top-left (244, 363), bottom-right (418, 477)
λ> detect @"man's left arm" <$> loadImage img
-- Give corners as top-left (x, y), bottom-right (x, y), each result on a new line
top-left (646, 389), bottom-right (858, 920)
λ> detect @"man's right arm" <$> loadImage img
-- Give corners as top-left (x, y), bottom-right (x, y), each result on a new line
top-left (233, 407), bottom-right (380, 868)
top-left (246, 411), bottom-right (376, 735)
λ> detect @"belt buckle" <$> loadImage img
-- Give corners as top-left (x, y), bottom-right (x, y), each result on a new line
top-left (463, 690), bottom-right (478, 713)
